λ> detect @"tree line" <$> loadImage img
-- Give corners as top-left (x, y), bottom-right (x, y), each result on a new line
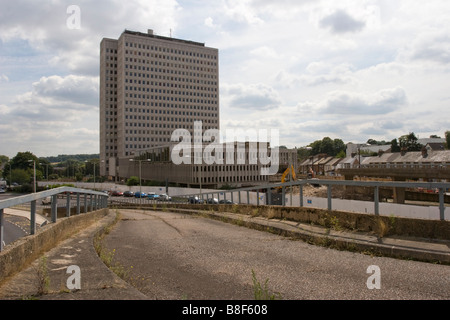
top-left (0, 151), bottom-right (102, 191)
top-left (298, 131), bottom-right (450, 159)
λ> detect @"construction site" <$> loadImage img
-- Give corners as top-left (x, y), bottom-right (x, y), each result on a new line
top-left (272, 151), bottom-right (450, 207)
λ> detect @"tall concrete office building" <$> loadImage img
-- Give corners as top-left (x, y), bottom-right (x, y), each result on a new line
top-left (100, 29), bottom-right (219, 178)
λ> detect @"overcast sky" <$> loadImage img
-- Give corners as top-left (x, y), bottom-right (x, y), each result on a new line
top-left (1, 0), bottom-right (449, 158)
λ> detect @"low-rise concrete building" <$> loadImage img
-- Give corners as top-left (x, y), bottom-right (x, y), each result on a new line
top-left (117, 142), bottom-right (282, 188)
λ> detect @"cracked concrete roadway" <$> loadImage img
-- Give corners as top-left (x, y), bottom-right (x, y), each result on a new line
top-left (102, 209), bottom-right (450, 300)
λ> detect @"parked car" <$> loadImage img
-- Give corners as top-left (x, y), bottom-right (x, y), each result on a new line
top-left (135, 191), bottom-right (147, 198)
top-left (206, 198), bottom-right (219, 204)
top-left (42, 197), bottom-right (51, 205)
top-left (111, 190), bottom-right (124, 197)
top-left (123, 191), bottom-right (134, 197)
top-left (0, 188), bottom-right (5, 193)
top-left (158, 194), bottom-right (172, 201)
top-left (147, 193), bottom-right (159, 200)
top-left (188, 196), bottom-right (204, 204)
top-left (219, 199), bottom-right (235, 204)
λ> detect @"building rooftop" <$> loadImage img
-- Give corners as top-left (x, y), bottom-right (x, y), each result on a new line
top-left (123, 29), bottom-right (206, 47)
top-left (360, 150), bottom-right (450, 164)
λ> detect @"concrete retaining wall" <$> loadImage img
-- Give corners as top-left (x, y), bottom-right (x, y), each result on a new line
top-left (0, 208), bottom-right (109, 286)
top-left (154, 203), bottom-right (450, 240)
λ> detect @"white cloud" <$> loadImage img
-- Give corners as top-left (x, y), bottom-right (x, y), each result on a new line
top-left (399, 28), bottom-right (450, 65)
top-left (204, 17), bottom-right (216, 28)
top-left (0, 104), bottom-right (10, 115)
top-left (304, 87), bottom-right (408, 115)
top-left (223, 0), bottom-right (264, 25)
top-left (32, 75), bottom-right (99, 106)
top-left (0, 0), bottom-right (181, 76)
top-left (319, 9), bottom-right (366, 34)
top-left (1, 0), bottom-right (450, 156)
top-left (250, 46), bottom-right (279, 59)
top-left (222, 83), bottom-right (282, 111)
top-left (276, 62), bottom-right (356, 88)
top-left (0, 74), bottom-right (99, 157)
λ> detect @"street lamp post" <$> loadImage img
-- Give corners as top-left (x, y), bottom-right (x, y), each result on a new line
top-left (130, 158), bottom-right (151, 204)
top-left (199, 164), bottom-right (202, 198)
top-left (28, 160), bottom-right (36, 193)
top-left (182, 154), bottom-right (202, 200)
top-left (40, 163), bottom-right (49, 182)
top-left (85, 160), bottom-right (99, 190)
top-left (9, 162), bottom-right (12, 189)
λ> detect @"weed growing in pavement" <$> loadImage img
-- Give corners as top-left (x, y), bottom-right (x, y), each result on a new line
top-left (329, 216), bottom-right (342, 231)
top-left (93, 211), bottom-right (130, 280)
top-left (34, 255), bottom-right (50, 296)
top-left (251, 269), bottom-right (282, 300)
top-left (389, 214), bottom-right (397, 230)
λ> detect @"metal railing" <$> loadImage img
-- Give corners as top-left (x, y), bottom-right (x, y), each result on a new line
top-left (0, 187), bottom-right (109, 252)
top-left (174, 179), bottom-right (450, 221)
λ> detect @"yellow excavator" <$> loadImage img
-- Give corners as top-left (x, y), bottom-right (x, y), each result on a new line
top-left (281, 165), bottom-right (296, 183)
top-left (275, 165), bottom-right (297, 192)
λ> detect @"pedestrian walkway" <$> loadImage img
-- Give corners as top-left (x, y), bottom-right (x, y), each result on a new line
top-left (4, 208), bottom-right (48, 226)
top-left (0, 210), bottom-right (146, 300)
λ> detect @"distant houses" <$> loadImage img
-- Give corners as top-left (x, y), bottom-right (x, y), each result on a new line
top-left (299, 141), bottom-right (450, 177)
top-left (346, 142), bottom-right (392, 158)
top-left (358, 149), bottom-right (450, 170)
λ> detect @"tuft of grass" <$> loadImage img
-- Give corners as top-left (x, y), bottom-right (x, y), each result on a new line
top-left (267, 208), bottom-right (276, 219)
top-left (329, 216), bottom-right (342, 231)
top-left (251, 208), bottom-right (259, 217)
top-left (93, 211), bottom-right (130, 280)
top-left (251, 269), bottom-right (282, 300)
top-left (389, 214), bottom-right (397, 230)
top-left (34, 255), bottom-right (50, 296)
top-left (376, 217), bottom-right (390, 238)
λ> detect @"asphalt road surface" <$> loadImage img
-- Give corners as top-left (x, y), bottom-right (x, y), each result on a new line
top-left (2, 217), bottom-right (29, 245)
top-left (0, 193), bottom-right (29, 246)
top-left (104, 209), bottom-right (450, 300)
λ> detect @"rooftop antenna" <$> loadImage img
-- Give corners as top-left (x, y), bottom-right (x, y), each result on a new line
top-left (170, 28), bottom-right (172, 37)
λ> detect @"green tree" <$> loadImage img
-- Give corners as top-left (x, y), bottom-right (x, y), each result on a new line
top-left (2, 152), bottom-right (43, 184)
top-left (84, 159), bottom-right (99, 177)
top-left (333, 138), bottom-right (346, 156)
top-left (336, 150), bottom-right (346, 158)
top-left (391, 138), bottom-right (400, 152)
top-left (61, 159), bottom-right (84, 179)
top-left (367, 139), bottom-right (389, 145)
top-left (297, 147), bottom-right (312, 160)
top-left (0, 155), bottom-right (9, 178)
top-left (446, 131), bottom-right (450, 149)
top-left (10, 169), bottom-right (31, 185)
top-left (308, 137), bottom-right (346, 156)
top-left (398, 132), bottom-right (422, 151)
top-left (11, 152), bottom-right (41, 171)
top-left (0, 155), bottom-right (9, 167)
top-left (126, 176), bottom-right (140, 186)
top-left (37, 158), bottom-right (54, 180)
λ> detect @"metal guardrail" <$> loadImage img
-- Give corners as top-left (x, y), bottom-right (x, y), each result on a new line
top-left (0, 187), bottom-right (109, 252)
top-left (175, 179), bottom-right (450, 221)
